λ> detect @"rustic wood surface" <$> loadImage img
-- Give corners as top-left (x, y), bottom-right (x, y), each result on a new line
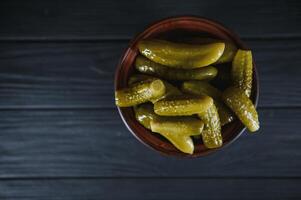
top-left (0, 0), bottom-right (300, 199)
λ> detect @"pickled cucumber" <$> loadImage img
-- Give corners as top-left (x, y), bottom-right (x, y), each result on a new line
top-left (182, 81), bottom-right (221, 99)
top-left (128, 74), bottom-right (182, 102)
top-left (214, 101), bottom-right (234, 126)
top-left (138, 39), bottom-right (225, 69)
top-left (187, 37), bottom-right (237, 64)
top-left (154, 95), bottom-right (213, 116)
top-left (151, 117), bottom-right (204, 136)
top-left (182, 81), bottom-right (234, 125)
top-left (150, 117), bottom-right (204, 154)
top-left (128, 74), bottom-right (156, 85)
top-left (198, 103), bottom-right (222, 148)
top-left (232, 49), bottom-right (253, 97)
top-left (135, 55), bottom-right (217, 80)
top-left (222, 87), bottom-right (259, 132)
top-left (134, 104), bottom-right (158, 129)
top-left (115, 79), bottom-right (165, 107)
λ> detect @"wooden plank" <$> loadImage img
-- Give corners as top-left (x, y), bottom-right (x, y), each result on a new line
top-left (0, 40), bottom-right (300, 108)
top-left (0, 0), bottom-right (300, 40)
top-left (1, 178), bottom-right (301, 200)
top-left (0, 108), bottom-right (300, 178)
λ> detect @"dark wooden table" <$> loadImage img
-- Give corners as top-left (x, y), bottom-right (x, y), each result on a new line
top-left (0, 0), bottom-right (300, 199)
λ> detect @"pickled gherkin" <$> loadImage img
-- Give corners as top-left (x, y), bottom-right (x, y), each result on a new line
top-left (138, 39), bottom-right (225, 69)
top-left (182, 81), bottom-right (234, 125)
top-left (134, 104), bottom-right (158, 129)
top-left (154, 95), bottom-right (213, 116)
top-left (150, 117), bottom-right (204, 154)
top-left (215, 40), bottom-right (237, 64)
top-left (128, 74), bottom-right (156, 85)
top-left (182, 81), bottom-right (221, 99)
top-left (115, 79), bottom-right (165, 107)
top-left (232, 49), bottom-right (253, 97)
top-left (198, 103), bottom-right (223, 148)
top-left (135, 55), bottom-right (217, 81)
top-left (186, 37), bottom-right (237, 64)
top-left (114, 35), bottom-right (260, 154)
top-left (222, 87), bottom-right (259, 132)
top-left (151, 117), bottom-right (204, 136)
top-left (214, 101), bottom-right (234, 126)
top-left (128, 74), bottom-right (182, 102)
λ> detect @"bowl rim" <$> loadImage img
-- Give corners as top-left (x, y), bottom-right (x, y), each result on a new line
top-left (114, 15), bottom-right (259, 158)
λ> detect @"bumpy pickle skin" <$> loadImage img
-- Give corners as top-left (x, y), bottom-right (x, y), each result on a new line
top-left (128, 74), bottom-right (182, 102)
top-left (115, 79), bottom-right (165, 107)
top-left (187, 37), bottom-right (237, 64)
top-left (151, 117), bottom-right (204, 136)
top-left (134, 104), bottom-right (158, 130)
top-left (182, 81), bottom-right (234, 125)
top-left (128, 74), bottom-right (156, 85)
top-left (154, 95), bottom-right (213, 116)
top-left (222, 87), bottom-right (259, 132)
top-left (214, 101), bottom-right (234, 126)
top-left (198, 103), bottom-right (223, 149)
top-left (150, 118), bottom-right (204, 154)
top-left (182, 81), bottom-right (221, 99)
top-left (216, 41), bottom-right (237, 64)
top-left (135, 55), bottom-right (217, 81)
top-left (232, 49), bottom-right (253, 97)
top-left (138, 39), bottom-right (225, 69)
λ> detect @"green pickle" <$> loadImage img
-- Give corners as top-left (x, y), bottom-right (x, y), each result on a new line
top-left (115, 79), bottom-right (165, 107)
top-left (114, 36), bottom-right (259, 154)
top-left (232, 49), bottom-right (253, 97)
top-left (150, 117), bottom-right (204, 154)
top-left (214, 101), bottom-right (234, 126)
top-left (134, 104), bottom-right (158, 129)
top-left (182, 81), bottom-right (221, 99)
top-left (182, 81), bottom-right (234, 125)
top-left (135, 55), bottom-right (217, 81)
top-left (128, 74), bottom-right (182, 102)
top-left (198, 103), bottom-right (223, 148)
top-left (188, 37), bottom-right (237, 63)
top-left (154, 95), bottom-right (213, 116)
top-left (138, 39), bottom-right (225, 69)
top-left (128, 74), bottom-right (156, 85)
top-left (222, 87), bottom-right (259, 132)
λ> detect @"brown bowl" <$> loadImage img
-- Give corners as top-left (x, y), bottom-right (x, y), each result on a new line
top-left (115, 16), bottom-right (259, 157)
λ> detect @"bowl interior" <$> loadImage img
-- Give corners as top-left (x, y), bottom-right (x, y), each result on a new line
top-left (115, 16), bottom-right (258, 157)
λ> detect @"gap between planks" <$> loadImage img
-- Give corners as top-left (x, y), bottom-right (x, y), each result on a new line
top-left (1, 176), bottom-right (301, 181)
top-left (0, 36), bottom-right (301, 43)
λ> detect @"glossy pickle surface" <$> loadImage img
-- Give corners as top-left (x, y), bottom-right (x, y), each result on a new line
top-left (154, 95), bottom-right (213, 116)
top-left (198, 103), bottom-right (223, 148)
top-left (135, 104), bottom-right (204, 154)
top-left (135, 55), bottom-right (217, 81)
top-left (150, 117), bottom-right (204, 154)
top-left (138, 39), bottom-right (225, 69)
top-left (231, 49), bottom-right (253, 97)
top-left (188, 37), bottom-right (237, 64)
top-left (115, 79), bottom-right (165, 107)
top-left (222, 87), bottom-right (259, 132)
top-left (182, 81), bottom-right (234, 125)
top-left (134, 104), bottom-right (158, 129)
top-left (115, 36), bottom-right (259, 155)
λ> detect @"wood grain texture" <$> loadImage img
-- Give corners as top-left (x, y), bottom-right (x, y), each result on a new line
top-left (0, 40), bottom-right (300, 108)
top-left (0, 108), bottom-right (300, 178)
top-left (2, 178), bottom-right (301, 200)
top-left (0, 0), bottom-right (300, 40)
top-left (0, 1), bottom-right (300, 199)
